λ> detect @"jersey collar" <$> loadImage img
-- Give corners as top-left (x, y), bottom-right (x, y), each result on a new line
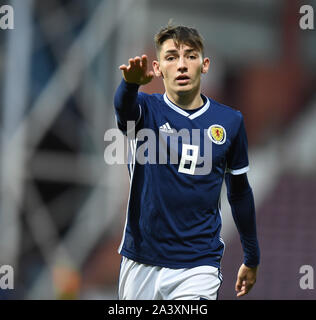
top-left (163, 93), bottom-right (210, 120)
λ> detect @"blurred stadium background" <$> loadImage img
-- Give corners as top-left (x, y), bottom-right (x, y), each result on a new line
top-left (0, 0), bottom-right (315, 300)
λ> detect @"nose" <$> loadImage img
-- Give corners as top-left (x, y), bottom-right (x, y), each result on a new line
top-left (177, 56), bottom-right (187, 72)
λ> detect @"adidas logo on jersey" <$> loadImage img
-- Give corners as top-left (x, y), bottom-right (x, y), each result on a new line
top-left (159, 122), bottom-right (174, 134)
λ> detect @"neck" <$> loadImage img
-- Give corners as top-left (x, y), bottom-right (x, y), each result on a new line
top-left (166, 88), bottom-right (204, 110)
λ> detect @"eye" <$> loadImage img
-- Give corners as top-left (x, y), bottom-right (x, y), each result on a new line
top-left (166, 56), bottom-right (175, 61)
top-left (189, 55), bottom-right (197, 60)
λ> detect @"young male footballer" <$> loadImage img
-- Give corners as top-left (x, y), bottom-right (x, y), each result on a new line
top-left (114, 23), bottom-right (260, 300)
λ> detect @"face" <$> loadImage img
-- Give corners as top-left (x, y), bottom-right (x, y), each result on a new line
top-left (153, 39), bottom-right (210, 97)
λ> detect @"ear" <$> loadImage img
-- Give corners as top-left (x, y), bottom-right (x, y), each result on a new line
top-left (201, 57), bottom-right (210, 74)
top-left (152, 60), bottom-right (163, 77)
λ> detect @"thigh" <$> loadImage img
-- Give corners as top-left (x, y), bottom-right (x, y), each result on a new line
top-left (160, 265), bottom-right (222, 300)
top-left (118, 257), bottom-right (162, 300)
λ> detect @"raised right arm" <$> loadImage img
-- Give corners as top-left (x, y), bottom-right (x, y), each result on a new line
top-left (114, 79), bottom-right (141, 127)
top-left (114, 55), bottom-right (154, 130)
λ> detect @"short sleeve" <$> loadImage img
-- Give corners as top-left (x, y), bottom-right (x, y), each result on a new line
top-left (226, 113), bottom-right (249, 175)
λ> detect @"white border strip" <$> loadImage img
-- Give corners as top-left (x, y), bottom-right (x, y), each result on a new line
top-left (188, 97), bottom-right (210, 120)
top-left (163, 93), bottom-right (210, 120)
top-left (163, 93), bottom-right (189, 117)
top-left (118, 137), bottom-right (138, 254)
top-left (226, 166), bottom-right (249, 175)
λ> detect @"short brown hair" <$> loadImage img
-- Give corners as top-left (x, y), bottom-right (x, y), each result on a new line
top-left (154, 22), bottom-right (205, 58)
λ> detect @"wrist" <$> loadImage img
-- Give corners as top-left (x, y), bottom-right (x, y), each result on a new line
top-left (244, 262), bottom-right (259, 269)
top-left (121, 78), bottom-right (140, 90)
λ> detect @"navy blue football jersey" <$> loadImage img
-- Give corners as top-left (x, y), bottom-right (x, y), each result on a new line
top-left (115, 88), bottom-right (249, 269)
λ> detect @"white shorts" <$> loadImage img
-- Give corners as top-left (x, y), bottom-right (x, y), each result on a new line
top-left (118, 257), bottom-right (222, 300)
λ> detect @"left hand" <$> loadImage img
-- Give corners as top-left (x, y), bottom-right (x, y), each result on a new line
top-left (235, 264), bottom-right (258, 297)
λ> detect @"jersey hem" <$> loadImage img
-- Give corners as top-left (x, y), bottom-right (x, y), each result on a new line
top-left (119, 248), bottom-right (221, 270)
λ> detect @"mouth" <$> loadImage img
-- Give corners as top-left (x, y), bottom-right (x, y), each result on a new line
top-left (175, 74), bottom-right (190, 85)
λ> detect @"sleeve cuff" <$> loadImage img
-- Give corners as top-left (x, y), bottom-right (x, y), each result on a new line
top-left (226, 166), bottom-right (249, 175)
top-left (121, 78), bottom-right (140, 91)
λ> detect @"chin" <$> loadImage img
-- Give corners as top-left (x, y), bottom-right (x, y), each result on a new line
top-left (175, 86), bottom-right (194, 96)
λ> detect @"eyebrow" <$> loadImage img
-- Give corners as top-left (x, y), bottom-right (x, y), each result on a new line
top-left (164, 48), bottom-right (197, 55)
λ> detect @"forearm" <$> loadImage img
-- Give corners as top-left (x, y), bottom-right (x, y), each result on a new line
top-left (226, 174), bottom-right (260, 268)
top-left (114, 79), bottom-right (141, 125)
